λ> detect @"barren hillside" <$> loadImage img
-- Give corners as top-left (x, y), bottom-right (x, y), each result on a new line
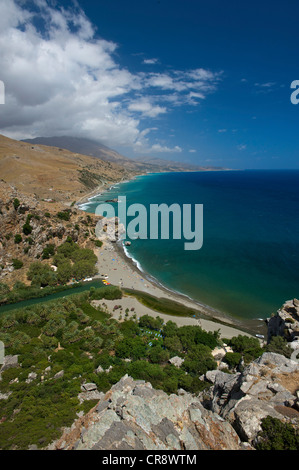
top-left (0, 134), bottom-right (131, 203)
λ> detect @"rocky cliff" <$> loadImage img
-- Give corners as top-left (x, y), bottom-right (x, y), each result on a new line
top-left (267, 298), bottom-right (299, 347)
top-left (51, 352), bottom-right (299, 451)
top-left (202, 352), bottom-right (299, 445)
top-left (51, 375), bottom-right (244, 450)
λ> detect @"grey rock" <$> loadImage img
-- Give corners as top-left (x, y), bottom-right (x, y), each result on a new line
top-left (53, 376), bottom-right (242, 451)
top-left (26, 372), bottom-right (38, 384)
top-left (207, 352), bottom-right (299, 444)
top-left (168, 356), bottom-right (184, 368)
top-left (78, 391), bottom-right (104, 405)
top-left (0, 392), bottom-right (12, 400)
top-left (53, 370), bottom-right (64, 380)
top-left (81, 383), bottom-right (98, 392)
top-left (0, 355), bottom-right (18, 373)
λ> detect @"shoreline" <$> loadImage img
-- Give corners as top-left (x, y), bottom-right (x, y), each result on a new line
top-left (77, 174), bottom-right (267, 340)
top-left (75, 173), bottom-right (144, 208)
top-left (94, 239), bottom-right (266, 340)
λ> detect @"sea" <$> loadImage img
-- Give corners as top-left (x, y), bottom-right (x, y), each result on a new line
top-left (80, 170), bottom-right (299, 323)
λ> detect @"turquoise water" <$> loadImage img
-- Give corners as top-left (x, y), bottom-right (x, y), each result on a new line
top-left (81, 170), bottom-right (299, 321)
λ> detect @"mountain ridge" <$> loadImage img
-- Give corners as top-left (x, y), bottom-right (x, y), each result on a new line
top-left (22, 135), bottom-right (228, 173)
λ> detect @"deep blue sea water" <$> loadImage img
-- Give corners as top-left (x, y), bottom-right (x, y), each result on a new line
top-left (81, 170), bottom-right (299, 321)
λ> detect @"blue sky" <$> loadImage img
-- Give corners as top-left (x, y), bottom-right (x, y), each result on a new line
top-left (0, 0), bottom-right (298, 169)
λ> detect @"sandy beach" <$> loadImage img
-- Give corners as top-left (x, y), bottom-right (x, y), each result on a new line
top-left (94, 240), bottom-right (263, 340)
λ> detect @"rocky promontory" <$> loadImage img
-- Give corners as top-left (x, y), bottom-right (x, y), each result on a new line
top-left (51, 351), bottom-right (299, 451)
top-left (51, 375), bottom-right (244, 450)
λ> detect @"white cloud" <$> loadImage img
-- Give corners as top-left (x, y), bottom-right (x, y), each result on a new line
top-left (128, 98), bottom-right (167, 117)
top-left (150, 144), bottom-right (182, 153)
top-left (0, 0), bottom-right (222, 155)
top-left (143, 58), bottom-right (159, 65)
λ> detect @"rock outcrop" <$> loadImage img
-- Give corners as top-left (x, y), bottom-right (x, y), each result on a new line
top-left (51, 375), bottom-right (244, 450)
top-left (203, 352), bottom-right (299, 445)
top-left (267, 299), bottom-right (299, 344)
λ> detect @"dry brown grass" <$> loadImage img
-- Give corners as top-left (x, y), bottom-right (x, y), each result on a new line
top-left (0, 134), bottom-right (129, 203)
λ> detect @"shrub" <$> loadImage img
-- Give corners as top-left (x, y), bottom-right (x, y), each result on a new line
top-left (256, 416), bottom-right (299, 450)
top-left (57, 211), bottom-right (70, 221)
top-left (226, 335), bottom-right (264, 362)
top-left (12, 259), bottom-right (24, 270)
top-left (14, 234), bottom-right (22, 244)
top-left (42, 244), bottom-right (55, 260)
top-left (89, 286), bottom-right (122, 301)
top-left (22, 223), bottom-right (33, 236)
top-left (266, 336), bottom-right (292, 359)
top-left (223, 352), bottom-right (242, 369)
top-left (13, 198), bottom-right (20, 210)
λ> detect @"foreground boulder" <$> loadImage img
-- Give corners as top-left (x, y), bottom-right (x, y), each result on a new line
top-left (51, 375), bottom-right (245, 450)
top-left (203, 352), bottom-right (299, 444)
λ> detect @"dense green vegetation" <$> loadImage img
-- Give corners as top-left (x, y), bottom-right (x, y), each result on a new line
top-left (223, 334), bottom-right (265, 366)
top-left (53, 239), bottom-right (97, 283)
top-left (0, 279), bottom-right (294, 450)
top-left (124, 289), bottom-right (202, 318)
top-left (0, 286), bottom-right (225, 449)
top-left (256, 416), bottom-right (299, 450)
top-left (0, 280), bottom-right (88, 307)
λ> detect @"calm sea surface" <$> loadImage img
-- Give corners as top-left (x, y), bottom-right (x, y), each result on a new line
top-left (81, 170), bottom-right (299, 321)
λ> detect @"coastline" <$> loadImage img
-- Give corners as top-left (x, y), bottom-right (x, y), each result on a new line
top-left (94, 238), bottom-right (266, 340)
top-left (77, 173), bottom-right (267, 340)
top-left (74, 173), bottom-right (143, 208)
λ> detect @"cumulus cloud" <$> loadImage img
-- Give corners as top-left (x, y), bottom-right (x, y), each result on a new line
top-left (0, 0), bottom-right (222, 154)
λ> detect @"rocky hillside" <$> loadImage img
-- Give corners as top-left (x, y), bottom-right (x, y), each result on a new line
top-left (202, 352), bottom-right (299, 445)
top-left (51, 351), bottom-right (299, 451)
top-left (0, 180), bottom-right (100, 287)
top-left (0, 134), bottom-right (131, 203)
top-left (51, 375), bottom-right (244, 450)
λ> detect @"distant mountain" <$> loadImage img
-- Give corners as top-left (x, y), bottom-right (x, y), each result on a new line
top-left (22, 136), bottom-right (225, 173)
top-left (22, 136), bottom-right (129, 165)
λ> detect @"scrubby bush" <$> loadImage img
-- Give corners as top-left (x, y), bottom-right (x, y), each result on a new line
top-left (225, 335), bottom-right (264, 363)
top-left (89, 286), bottom-right (122, 301)
top-left (256, 416), bottom-right (299, 450)
top-left (22, 223), bottom-right (33, 236)
top-left (14, 234), bottom-right (22, 244)
top-left (56, 211), bottom-right (71, 221)
top-left (42, 244), bottom-right (55, 260)
top-left (12, 259), bottom-right (24, 270)
top-left (266, 336), bottom-right (292, 358)
top-left (223, 352), bottom-right (242, 369)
